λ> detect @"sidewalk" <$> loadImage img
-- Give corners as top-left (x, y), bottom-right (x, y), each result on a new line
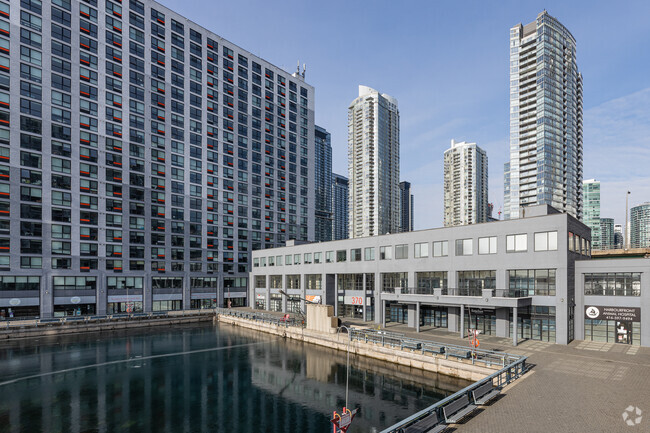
top-left (342, 319), bottom-right (650, 433)
top-left (231, 309), bottom-right (650, 432)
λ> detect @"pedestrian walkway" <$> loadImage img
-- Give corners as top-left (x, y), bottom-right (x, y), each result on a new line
top-left (232, 309), bottom-right (650, 432)
top-left (340, 319), bottom-right (650, 433)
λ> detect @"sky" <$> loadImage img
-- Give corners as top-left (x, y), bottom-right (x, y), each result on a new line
top-left (161, 0), bottom-right (650, 230)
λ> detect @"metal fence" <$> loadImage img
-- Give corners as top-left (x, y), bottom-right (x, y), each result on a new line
top-left (215, 307), bottom-right (303, 327)
top-left (0, 309), bottom-right (216, 330)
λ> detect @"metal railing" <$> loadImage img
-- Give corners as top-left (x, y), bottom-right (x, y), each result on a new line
top-left (0, 309), bottom-right (216, 330)
top-left (380, 352), bottom-right (528, 432)
top-left (347, 328), bottom-right (521, 368)
top-left (380, 287), bottom-right (535, 298)
top-left (215, 307), bottom-right (304, 327)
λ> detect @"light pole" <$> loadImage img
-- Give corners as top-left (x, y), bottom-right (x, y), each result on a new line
top-left (625, 191), bottom-right (631, 250)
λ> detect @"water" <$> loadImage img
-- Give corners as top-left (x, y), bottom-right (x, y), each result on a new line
top-left (0, 323), bottom-right (471, 432)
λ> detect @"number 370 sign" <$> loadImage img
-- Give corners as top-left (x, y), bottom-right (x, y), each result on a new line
top-left (344, 296), bottom-right (364, 306)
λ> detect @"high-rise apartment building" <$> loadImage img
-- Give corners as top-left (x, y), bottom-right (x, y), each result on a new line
top-left (599, 217), bottom-right (615, 250)
top-left (399, 181), bottom-right (414, 232)
top-left (582, 179), bottom-right (601, 249)
top-left (444, 140), bottom-right (488, 227)
top-left (504, 11), bottom-right (583, 220)
top-left (314, 125), bottom-right (332, 242)
top-left (348, 85), bottom-right (399, 238)
top-left (332, 174), bottom-right (349, 241)
top-left (614, 224), bottom-right (624, 249)
top-left (0, 0), bottom-right (315, 318)
top-left (630, 203), bottom-right (650, 248)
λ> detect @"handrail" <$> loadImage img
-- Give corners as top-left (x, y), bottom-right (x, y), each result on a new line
top-left (0, 309), bottom-right (216, 330)
top-left (380, 352), bottom-right (528, 432)
top-left (215, 307), bottom-right (304, 328)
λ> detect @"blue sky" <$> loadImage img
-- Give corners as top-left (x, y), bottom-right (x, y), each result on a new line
top-left (161, 0), bottom-right (650, 229)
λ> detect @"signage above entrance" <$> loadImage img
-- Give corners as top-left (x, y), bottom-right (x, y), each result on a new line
top-left (584, 306), bottom-right (640, 321)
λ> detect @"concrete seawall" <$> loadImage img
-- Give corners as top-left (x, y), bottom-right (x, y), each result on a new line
top-left (217, 314), bottom-right (497, 382)
top-left (0, 313), bottom-right (214, 340)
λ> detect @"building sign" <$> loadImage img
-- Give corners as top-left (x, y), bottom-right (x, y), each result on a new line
top-left (305, 295), bottom-right (321, 304)
top-left (584, 306), bottom-right (640, 321)
top-left (343, 296), bottom-right (363, 306)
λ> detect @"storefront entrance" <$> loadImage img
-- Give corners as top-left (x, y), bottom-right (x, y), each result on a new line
top-left (585, 319), bottom-right (640, 346)
top-left (464, 309), bottom-right (496, 336)
top-left (387, 303), bottom-right (407, 324)
top-left (421, 306), bottom-right (447, 328)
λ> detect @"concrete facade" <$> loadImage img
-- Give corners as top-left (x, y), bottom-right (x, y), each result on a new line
top-left (0, 0), bottom-right (315, 318)
top-left (251, 205), bottom-right (595, 346)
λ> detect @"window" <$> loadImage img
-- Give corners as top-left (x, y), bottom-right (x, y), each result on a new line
top-left (284, 254), bottom-right (291, 265)
top-left (432, 241), bottom-right (448, 257)
top-left (506, 234), bottom-right (527, 252)
top-left (414, 242), bottom-right (429, 258)
top-left (350, 248), bottom-right (361, 262)
top-left (455, 239), bottom-right (473, 256)
top-left (395, 244), bottom-right (408, 259)
top-left (325, 251), bottom-right (334, 263)
top-left (379, 246), bottom-right (392, 260)
top-left (584, 273), bottom-right (641, 297)
top-left (336, 250), bottom-right (346, 262)
top-left (364, 247), bottom-right (375, 261)
top-left (313, 252), bottom-right (322, 264)
top-left (534, 231), bottom-right (558, 251)
top-left (303, 252), bottom-right (312, 264)
top-left (509, 269), bottom-right (557, 296)
top-left (478, 236), bottom-right (497, 255)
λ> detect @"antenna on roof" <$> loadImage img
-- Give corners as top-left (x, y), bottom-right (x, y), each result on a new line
top-left (296, 60), bottom-right (300, 74)
top-left (302, 63), bottom-right (306, 78)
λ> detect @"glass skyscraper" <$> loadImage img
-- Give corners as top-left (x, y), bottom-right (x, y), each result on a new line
top-left (582, 179), bottom-right (601, 249)
top-left (348, 85), bottom-right (399, 238)
top-left (314, 125), bottom-right (332, 241)
top-left (332, 173), bottom-right (349, 241)
top-left (630, 203), bottom-right (650, 248)
top-left (504, 11), bottom-right (583, 220)
top-left (0, 0), bottom-right (314, 318)
top-left (399, 181), bottom-right (413, 232)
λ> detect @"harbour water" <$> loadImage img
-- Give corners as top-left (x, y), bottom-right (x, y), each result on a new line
top-left (0, 323), bottom-right (471, 432)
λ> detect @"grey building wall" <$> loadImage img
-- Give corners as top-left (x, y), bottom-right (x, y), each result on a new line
top-left (575, 258), bottom-right (650, 347)
top-left (251, 205), bottom-right (592, 345)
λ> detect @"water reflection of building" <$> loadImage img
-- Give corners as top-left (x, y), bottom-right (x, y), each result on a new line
top-left (248, 338), bottom-right (469, 430)
top-left (0, 325), bottom-right (468, 432)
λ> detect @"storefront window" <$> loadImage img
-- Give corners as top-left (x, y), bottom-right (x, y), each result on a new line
top-left (508, 269), bottom-right (556, 296)
top-left (584, 273), bottom-right (641, 296)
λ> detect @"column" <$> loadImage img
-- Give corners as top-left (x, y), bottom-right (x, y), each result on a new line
top-left (334, 274), bottom-right (339, 317)
top-left (382, 299), bottom-right (386, 328)
top-left (415, 302), bottom-right (420, 333)
top-left (362, 274), bottom-right (367, 322)
top-left (513, 307), bottom-right (518, 346)
top-left (407, 304), bottom-right (417, 328)
top-left (447, 306), bottom-right (459, 332)
top-left (374, 272), bottom-right (381, 325)
top-left (496, 307), bottom-right (509, 338)
top-left (460, 304), bottom-right (465, 338)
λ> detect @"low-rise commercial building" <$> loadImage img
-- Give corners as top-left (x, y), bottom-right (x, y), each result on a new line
top-left (251, 205), bottom-right (594, 345)
top-left (250, 205), bottom-right (650, 347)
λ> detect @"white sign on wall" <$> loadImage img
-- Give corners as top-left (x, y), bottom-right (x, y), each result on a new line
top-left (343, 296), bottom-right (364, 306)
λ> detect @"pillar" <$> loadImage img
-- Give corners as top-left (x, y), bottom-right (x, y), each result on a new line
top-left (460, 304), bottom-right (465, 338)
top-left (362, 273), bottom-right (367, 322)
top-left (407, 304), bottom-right (417, 329)
top-left (513, 307), bottom-right (518, 346)
top-left (496, 307), bottom-right (509, 338)
top-left (415, 302), bottom-right (420, 333)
